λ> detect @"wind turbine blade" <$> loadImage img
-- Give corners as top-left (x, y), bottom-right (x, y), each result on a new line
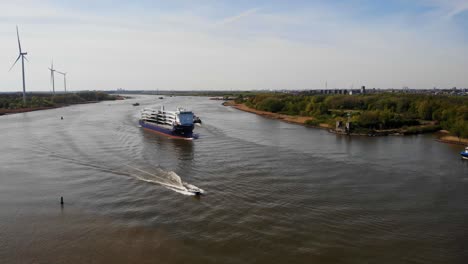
top-left (16, 25), bottom-right (22, 53)
top-left (56, 70), bottom-right (65, 75)
top-left (8, 55), bottom-right (21, 72)
top-left (23, 56), bottom-right (29, 62)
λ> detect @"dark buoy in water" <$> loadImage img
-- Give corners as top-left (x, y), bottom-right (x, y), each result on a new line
top-left (61, 116), bottom-right (63, 120)
top-left (60, 196), bottom-right (64, 205)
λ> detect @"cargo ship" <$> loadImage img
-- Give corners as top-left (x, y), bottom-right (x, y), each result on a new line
top-left (139, 106), bottom-right (197, 140)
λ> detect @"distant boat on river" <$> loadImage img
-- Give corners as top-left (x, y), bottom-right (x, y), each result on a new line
top-left (461, 147), bottom-right (468, 160)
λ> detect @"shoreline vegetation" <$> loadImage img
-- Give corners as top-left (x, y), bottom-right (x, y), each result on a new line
top-left (223, 92), bottom-right (468, 146)
top-left (223, 100), bottom-right (331, 129)
top-left (0, 92), bottom-right (124, 116)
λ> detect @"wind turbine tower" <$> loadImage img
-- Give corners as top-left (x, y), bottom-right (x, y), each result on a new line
top-left (56, 71), bottom-right (67, 92)
top-left (9, 26), bottom-right (28, 104)
top-left (49, 62), bottom-right (56, 94)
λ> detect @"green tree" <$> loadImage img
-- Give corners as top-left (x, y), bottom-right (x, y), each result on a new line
top-left (417, 101), bottom-right (433, 120)
top-left (257, 98), bottom-right (285, 113)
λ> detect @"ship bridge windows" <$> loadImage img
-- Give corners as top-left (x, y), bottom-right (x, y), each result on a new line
top-left (178, 112), bottom-right (194, 126)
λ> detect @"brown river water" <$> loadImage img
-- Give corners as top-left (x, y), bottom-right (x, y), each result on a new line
top-left (1, 95), bottom-right (467, 263)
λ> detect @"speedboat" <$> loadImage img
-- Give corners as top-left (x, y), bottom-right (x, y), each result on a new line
top-left (461, 147), bottom-right (468, 160)
top-left (183, 183), bottom-right (205, 195)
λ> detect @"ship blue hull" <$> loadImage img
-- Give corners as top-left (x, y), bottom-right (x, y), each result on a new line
top-left (461, 152), bottom-right (468, 159)
top-left (139, 120), bottom-right (196, 139)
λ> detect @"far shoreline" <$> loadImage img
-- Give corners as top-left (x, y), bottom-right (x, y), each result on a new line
top-left (223, 101), bottom-right (468, 146)
top-left (0, 106), bottom-right (58, 115)
top-left (0, 93), bottom-right (126, 117)
top-left (0, 101), bottom-right (101, 116)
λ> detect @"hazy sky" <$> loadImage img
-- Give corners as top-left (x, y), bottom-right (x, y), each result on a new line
top-left (1, 0), bottom-right (468, 91)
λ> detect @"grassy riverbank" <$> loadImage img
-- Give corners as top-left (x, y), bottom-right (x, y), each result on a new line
top-left (225, 92), bottom-right (468, 144)
top-left (0, 91), bottom-right (123, 115)
top-left (225, 101), bottom-right (440, 136)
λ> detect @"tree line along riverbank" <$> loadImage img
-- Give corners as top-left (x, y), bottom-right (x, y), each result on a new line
top-left (225, 93), bottom-right (468, 144)
top-left (0, 91), bottom-right (123, 115)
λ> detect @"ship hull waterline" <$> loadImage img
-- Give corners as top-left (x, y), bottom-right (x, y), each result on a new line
top-left (139, 120), bottom-right (197, 140)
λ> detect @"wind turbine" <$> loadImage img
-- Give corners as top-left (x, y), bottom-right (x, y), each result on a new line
top-left (56, 70), bottom-right (67, 92)
top-left (9, 26), bottom-right (28, 104)
top-left (49, 61), bottom-right (56, 94)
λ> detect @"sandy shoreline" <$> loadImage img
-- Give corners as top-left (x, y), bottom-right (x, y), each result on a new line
top-left (223, 101), bottom-right (330, 129)
top-left (435, 133), bottom-right (468, 146)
